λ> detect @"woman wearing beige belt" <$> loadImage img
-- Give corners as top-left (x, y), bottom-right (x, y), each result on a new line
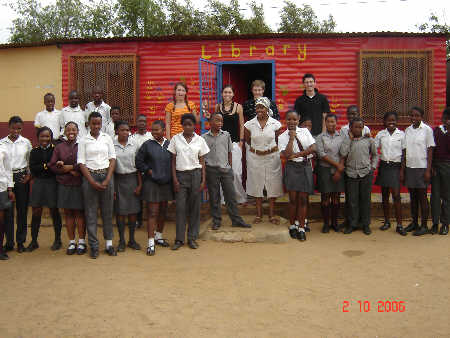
top-left (244, 97), bottom-right (283, 224)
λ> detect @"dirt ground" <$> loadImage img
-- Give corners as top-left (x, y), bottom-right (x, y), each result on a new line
top-left (1, 219), bottom-right (448, 338)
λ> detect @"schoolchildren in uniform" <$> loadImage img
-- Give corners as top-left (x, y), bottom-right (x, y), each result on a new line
top-left (60, 90), bottom-right (87, 139)
top-left (401, 107), bottom-right (435, 236)
top-left (85, 86), bottom-right (111, 131)
top-left (48, 122), bottom-right (87, 255)
top-left (430, 108), bottom-right (450, 235)
top-left (279, 111), bottom-right (316, 241)
top-left (34, 93), bottom-right (62, 140)
top-left (0, 144), bottom-right (14, 260)
top-left (103, 106), bottom-right (121, 140)
top-left (113, 121), bottom-right (142, 252)
top-left (26, 127), bottom-right (63, 251)
top-left (316, 113), bottom-right (345, 233)
top-left (374, 112), bottom-right (407, 236)
top-left (168, 113), bottom-right (209, 250)
top-left (0, 116), bottom-right (32, 253)
top-left (78, 112), bottom-right (117, 259)
top-left (202, 113), bottom-right (251, 230)
top-left (135, 120), bottom-right (173, 256)
top-left (340, 117), bottom-right (378, 235)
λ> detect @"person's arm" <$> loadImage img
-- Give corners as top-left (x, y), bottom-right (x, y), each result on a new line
top-left (48, 146), bottom-right (70, 174)
top-left (244, 127), bottom-right (251, 146)
top-left (322, 96), bottom-right (331, 134)
top-left (227, 134), bottom-right (233, 168)
top-left (290, 144), bottom-right (317, 159)
top-left (369, 138), bottom-right (379, 171)
top-left (199, 155), bottom-right (206, 192)
top-left (29, 149), bottom-right (45, 178)
top-left (77, 139), bottom-right (102, 191)
top-left (317, 136), bottom-right (343, 171)
top-left (424, 127), bottom-right (435, 183)
top-left (165, 108), bottom-right (171, 139)
top-left (171, 154), bottom-right (179, 192)
top-left (135, 171), bottom-right (142, 196)
top-left (102, 137), bottom-right (116, 187)
top-left (400, 149), bottom-right (406, 184)
top-left (237, 104), bottom-right (245, 147)
top-left (135, 143), bottom-right (150, 174)
top-left (283, 131), bottom-right (296, 158)
top-left (4, 151), bottom-right (15, 201)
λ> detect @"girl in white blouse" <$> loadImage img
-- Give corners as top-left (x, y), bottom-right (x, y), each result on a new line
top-left (244, 97), bottom-right (283, 225)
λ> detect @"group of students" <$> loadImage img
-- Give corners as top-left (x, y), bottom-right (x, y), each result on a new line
top-left (1, 76), bottom-right (449, 261)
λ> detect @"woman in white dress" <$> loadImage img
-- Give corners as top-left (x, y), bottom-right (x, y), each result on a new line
top-left (244, 97), bottom-right (283, 224)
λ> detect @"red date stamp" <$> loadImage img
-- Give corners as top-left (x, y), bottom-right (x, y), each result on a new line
top-left (342, 300), bottom-right (406, 312)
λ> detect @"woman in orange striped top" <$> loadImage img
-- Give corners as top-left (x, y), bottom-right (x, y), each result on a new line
top-left (165, 82), bottom-right (198, 138)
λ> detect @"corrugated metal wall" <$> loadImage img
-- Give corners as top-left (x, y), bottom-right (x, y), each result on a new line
top-left (61, 36), bottom-right (447, 130)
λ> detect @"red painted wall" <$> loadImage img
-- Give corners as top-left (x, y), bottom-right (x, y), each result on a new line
top-left (61, 36), bottom-right (447, 131)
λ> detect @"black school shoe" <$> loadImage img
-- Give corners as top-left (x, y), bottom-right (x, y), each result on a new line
top-left (430, 224), bottom-right (439, 235)
top-left (171, 240), bottom-right (184, 250)
top-left (51, 240), bottom-right (62, 251)
top-left (405, 222), bottom-right (418, 232)
top-left (0, 253), bottom-right (9, 260)
top-left (105, 246), bottom-right (117, 256)
top-left (117, 240), bottom-right (126, 252)
top-left (232, 222), bottom-right (252, 228)
top-left (379, 221), bottom-right (391, 231)
top-left (363, 226), bottom-right (372, 235)
top-left (90, 248), bottom-right (99, 259)
top-left (296, 230), bottom-right (306, 241)
top-left (396, 225), bottom-right (407, 236)
top-left (17, 243), bottom-right (25, 253)
top-left (413, 226), bottom-right (429, 236)
top-left (289, 227), bottom-right (298, 239)
top-left (439, 224), bottom-right (449, 235)
top-left (26, 241), bottom-right (39, 252)
top-left (3, 244), bottom-right (14, 252)
top-left (127, 241), bottom-right (141, 250)
top-left (343, 226), bottom-right (353, 234)
top-left (321, 224), bottom-right (330, 233)
top-left (188, 239), bottom-right (199, 249)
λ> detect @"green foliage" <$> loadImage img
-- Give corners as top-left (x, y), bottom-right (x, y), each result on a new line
top-left (277, 1), bottom-right (335, 33)
top-left (417, 13), bottom-right (450, 56)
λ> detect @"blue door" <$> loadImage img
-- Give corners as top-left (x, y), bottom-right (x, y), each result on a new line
top-left (198, 59), bottom-right (220, 134)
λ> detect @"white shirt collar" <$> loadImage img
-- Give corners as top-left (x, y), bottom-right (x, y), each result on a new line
top-left (114, 138), bottom-right (134, 148)
top-left (86, 131), bottom-right (108, 140)
top-left (4, 135), bottom-right (25, 144)
top-left (439, 125), bottom-right (447, 134)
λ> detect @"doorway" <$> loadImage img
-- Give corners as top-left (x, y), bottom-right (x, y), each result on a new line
top-left (218, 61), bottom-right (275, 104)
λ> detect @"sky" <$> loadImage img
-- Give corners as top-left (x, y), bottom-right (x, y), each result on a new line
top-left (0, 0), bottom-right (448, 43)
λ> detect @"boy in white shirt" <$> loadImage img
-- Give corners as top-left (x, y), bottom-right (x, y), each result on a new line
top-left (60, 90), bottom-right (87, 138)
top-left (103, 106), bottom-right (121, 139)
top-left (85, 86), bottom-right (111, 130)
top-left (34, 93), bottom-right (61, 140)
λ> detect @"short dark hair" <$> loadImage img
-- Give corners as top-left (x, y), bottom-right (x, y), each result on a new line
top-left (152, 120), bottom-right (165, 129)
top-left (8, 116), bottom-right (23, 126)
top-left (302, 73), bottom-right (315, 82)
top-left (383, 111), bottom-right (398, 121)
top-left (210, 112), bottom-right (223, 119)
top-left (88, 111), bottom-right (102, 122)
top-left (110, 106), bottom-right (121, 112)
top-left (37, 126), bottom-right (53, 140)
top-left (65, 121), bottom-right (79, 130)
top-left (68, 90), bottom-right (78, 98)
top-left (137, 114), bottom-right (147, 120)
top-left (325, 113), bottom-right (337, 121)
top-left (410, 106), bottom-right (425, 117)
top-left (44, 93), bottom-right (55, 100)
top-left (285, 110), bottom-right (299, 118)
top-left (181, 113), bottom-right (196, 125)
top-left (349, 117), bottom-right (364, 127)
top-left (442, 107), bottom-right (450, 119)
top-left (347, 105), bottom-right (359, 113)
top-left (115, 120), bottom-right (129, 130)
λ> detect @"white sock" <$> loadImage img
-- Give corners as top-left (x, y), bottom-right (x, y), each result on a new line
top-left (294, 220), bottom-right (299, 226)
top-left (106, 240), bottom-right (113, 248)
top-left (78, 238), bottom-right (86, 244)
top-left (148, 238), bottom-right (155, 247)
top-left (289, 224), bottom-right (296, 230)
top-left (305, 219), bottom-right (309, 225)
top-left (155, 232), bottom-right (162, 240)
top-left (69, 239), bottom-right (76, 244)
top-left (299, 227), bottom-right (305, 232)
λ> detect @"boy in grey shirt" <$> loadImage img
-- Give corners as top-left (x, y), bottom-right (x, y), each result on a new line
top-left (340, 117), bottom-right (378, 235)
top-left (202, 113), bottom-right (251, 229)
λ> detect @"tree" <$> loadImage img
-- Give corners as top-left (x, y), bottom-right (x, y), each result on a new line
top-left (417, 13), bottom-right (450, 56)
top-left (277, 1), bottom-right (335, 33)
top-left (9, 0), bottom-right (115, 43)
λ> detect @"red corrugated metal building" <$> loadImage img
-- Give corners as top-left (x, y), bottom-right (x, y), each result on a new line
top-left (59, 32), bottom-right (447, 132)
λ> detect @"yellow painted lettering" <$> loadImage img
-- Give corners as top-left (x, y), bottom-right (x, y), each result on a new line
top-left (297, 44), bottom-right (307, 61)
top-left (282, 44), bottom-right (290, 55)
top-left (218, 43), bottom-right (222, 57)
top-left (265, 45), bottom-right (275, 56)
top-left (231, 43), bottom-right (240, 57)
top-left (249, 45), bottom-right (257, 56)
top-left (201, 45), bottom-right (212, 59)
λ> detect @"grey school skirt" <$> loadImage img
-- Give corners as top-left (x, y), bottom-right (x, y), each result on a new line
top-left (58, 184), bottom-right (84, 210)
top-left (316, 165), bottom-right (345, 193)
top-left (375, 161), bottom-right (401, 189)
top-left (283, 160), bottom-right (314, 194)
top-left (30, 177), bottom-right (57, 208)
top-left (141, 178), bottom-right (174, 203)
top-left (405, 167), bottom-right (428, 189)
top-left (114, 173), bottom-right (141, 215)
top-left (0, 191), bottom-right (11, 210)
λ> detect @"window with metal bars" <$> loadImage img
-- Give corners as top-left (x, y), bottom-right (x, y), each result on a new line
top-left (69, 55), bottom-right (138, 125)
top-left (359, 50), bottom-right (432, 126)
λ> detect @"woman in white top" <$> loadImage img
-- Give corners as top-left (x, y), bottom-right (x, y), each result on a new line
top-left (279, 111), bottom-right (316, 241)
top-left (244, 97), bottom-right (283, 225)
top-left (400, 106), bottom-right (435, 236)
top-left (0, 116), bottom-right (32, 253)
top-left (374, 112), bottom-right (406, 236)
top-left (168, 113), bottom-right (209, 250)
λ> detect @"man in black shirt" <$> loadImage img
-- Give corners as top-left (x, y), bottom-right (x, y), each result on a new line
top-left (294, 73), bottom-right (330, 136)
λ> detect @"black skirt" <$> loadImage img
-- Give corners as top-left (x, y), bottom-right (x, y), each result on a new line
top-left (30, 177), bottom-right (57, 208)
top-left (0, 191), bottom-right (11, 210)
top-left (316, 165), bottom-right (345, 193)
top-left (405, 167), bottom-right (428, 189)
top-left (58, 184), bottom-right (84, 210)
top-left (114, 173), bottom-right (141, 215)
top-left (283, 161), bottom-right (314, 194)
top-left (141, 178), bottom-right (174, 203)
top-left (375, 161), bottom-right (401, 189)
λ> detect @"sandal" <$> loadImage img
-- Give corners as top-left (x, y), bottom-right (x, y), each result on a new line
top-left (269, 217), bottom-right (280, 225)
top-left (253, 216), bottom-right (263, 224)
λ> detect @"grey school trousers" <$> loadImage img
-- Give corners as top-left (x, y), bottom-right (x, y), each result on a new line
top-left (346, 172), bottom-right (373, 229)
top-left (431, 162), bottom-right (450, 226)
top-left (175, 169), bottom-right (202, 243)
top-left (206, 166), bottom-right (245, 226)
top-left (82, 172), bottom-right (114, 249)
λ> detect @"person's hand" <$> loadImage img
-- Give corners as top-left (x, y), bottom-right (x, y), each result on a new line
top-left (431, 167), bottom-right (436, 177)
top-left (69, 170), bottom-right (80, 177)
top-left (198, 180), bottom-right (205, 192)
top-left (399, 169), bottom-right (405, 185)
top-left (20, 174), bottom-right (31, 184)
top-left (147, 169), bottom-right (152, 176)
top-left (424, 169), bottom-right (431, 184)
top-left (173, 179), bottom-right (180, 193)
top-left (100, 179), bottom-right (109, 190)
top-left (8, 190), bottom-right (15, 202)
top-left (90, 181), bottom-right (104, 191)
top-left (239, 141), bottom-right (243, 149)
top-left (332, 171), bottom-right (341, 183)
top-left (134, 185), bottom-right (142, 196)
top-left (114, 192), bottom-right (117, 200)
top-left (56, 161), bottom-right (64, 168)
top-left (336, 163), bottom-right (345, 173)
top-left (348, 130), bottom-right (354, 140)
top-left (288, 130), bottom-right (296, 139)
